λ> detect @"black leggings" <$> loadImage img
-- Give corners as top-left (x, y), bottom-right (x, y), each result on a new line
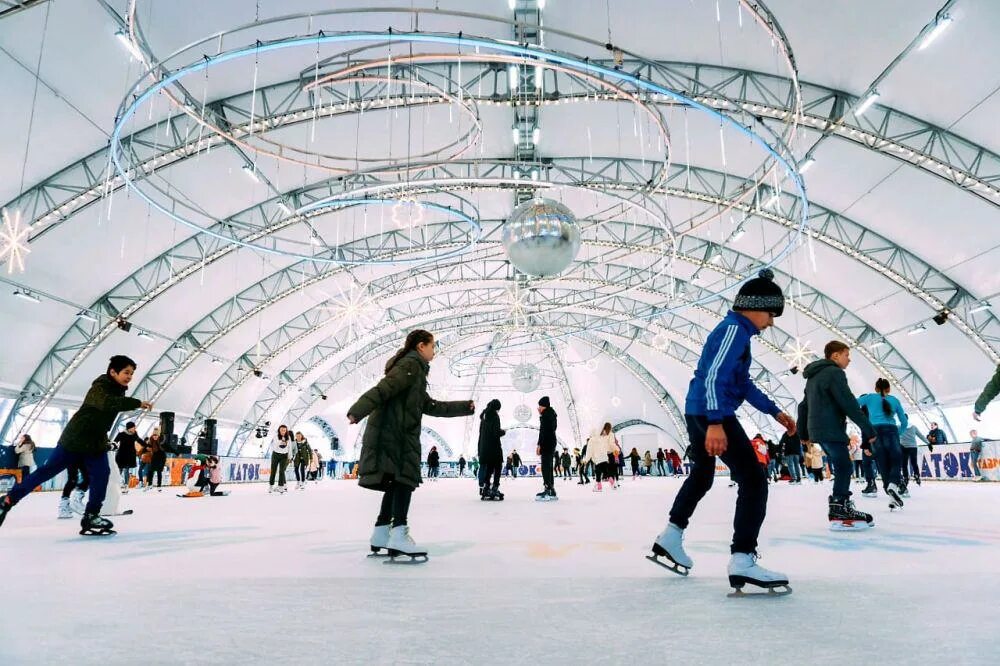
top-left (810, 468), bottom-right (824, 482)
top-left (376, 483), bottom-right (414, 527)
top-left (269, 452), bottom-right (288, 486)
top-left (595, 461), bottom-right (612, 483)
top-left (294, 460), bottom-right (306, 482)
top-left (61, 462), bottom-right (90, 498)
top-left (146, 466), bottom-right (163, 487)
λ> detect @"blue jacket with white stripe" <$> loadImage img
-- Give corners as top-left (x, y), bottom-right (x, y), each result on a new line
top-left (684, 311), bottom-right (780, 424)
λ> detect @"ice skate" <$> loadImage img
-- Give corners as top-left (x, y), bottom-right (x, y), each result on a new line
top-left (57, 497), bottom-right (73, 520)
top-left (535, 486), bottom-right (557, 502)
top-left (0, 495), bottom-right (11, 528)
top-left (593, 481), bottom-right (603, 492)
top-left (647, 522), bottom-right (693, 576)
top-left (899, 484), bottom-right (910, 498)
top-left (490, 489), bottom-right (505, 501)
top-left (886, 483), bottom-right (905, 508)
top-left (384, 525), bottom-right (428, 564)
top-left (69, 488), bottom-right (86, 516)
top-left (79, 512), bottom-right (116, 537)
top-left (727, 553), bottom-right (791, 597)
top-left (368, 524), bottom-right (391, 557)
top-left (828, 495), bottom-right (874, 531)
top-left (268, 485), bottom-right (275, 494)
top-left (861, 482), bottom-right (878, 498)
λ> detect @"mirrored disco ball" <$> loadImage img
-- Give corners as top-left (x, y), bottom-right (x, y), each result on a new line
top-left (502, 198), bottom-right (582, 276)
top-left (511, 363), bottom-right (542, 393)
top-left (514, 404), bottom-right (532, 423)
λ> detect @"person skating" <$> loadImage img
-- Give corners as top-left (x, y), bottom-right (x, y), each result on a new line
top-left (477, 399), bottom-right (505, 500)
top-left (780, 429), bottom-right (803, 484)
top-left (655, 448), bottom-right (667, 476)
top-left (577, 445), bottom-right (591, 485)
top-left (647, 269), bottom-right (796, 594)
top-left (14, 434), bottom-right (36, 479)
top-left (0, 355), bottom-right (152, 535)
top-left (426, 446), bottom-right (440, 481)
top-left (629, 447), bottom-right (641, 479)
top-left (973, 365), bottom-right (1000, 422)
top-left (798, 341), bottom-right (878, 530)
top-left (899, 425), bottom-right (930, 490)
top-left (858, 377), bottom-right (908, 510)
top-left (347, 329), bottom-right (474, 562)
top-left (291, 432), bottom-right (311, 490)
top-left (534, 397), bottom-right (559, 501)
top-left (458, 455), bottom-right (466, 479)
top-left (145, 434), bottom-right (167, 492)
top-left (643, 450), bottom-right (653, 476)
top-left (269, 425), bottom-right (292, 493)
top-left (969, 430), bottom-right (989, 481)
top-left (583, 423), bottom-right (617, 491)
top-left (511, 450), bottom-right (521, 478)
top-left (667, 449), bottom-right (683, 477)
top-left (561, 449), bottom-right (573, 480)
top-left (114, 422), bottom-right (143, 493)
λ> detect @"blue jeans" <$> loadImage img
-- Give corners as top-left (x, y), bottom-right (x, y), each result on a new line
top-left (818, 442), bottom-right (852, 499)
top-left (972, 450), bottom-right (981, 476)
top-left (7, 445), bottom-right (110, 514)
top-left (783, 455), bottom-right (801, 482)
top-left (872, 425), bottom-right (902, 490)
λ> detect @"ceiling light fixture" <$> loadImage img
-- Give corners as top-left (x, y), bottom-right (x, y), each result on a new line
top-left (137, 330), bottom-right (154, 341)
top-left (918, 14), bottom-right (953, 50)
top-left (532, 127), bottom-right (541, 144)
top-left (114, 29), bottom-right (143, 60)
top-left (854, 91), bottom-right (880, 117)
top-left (799, 156), bottom-right (816, 174)
top-left (907, 323), bottom-right (927, 336)
top-left (12, 289), bottom-right (40, 303)
top-left (242, 163), bottom-right (260, 183)
top-left (76, 310), bottom-right (98, 323)
top-left (508, 64), bottom-right (519, 90)
top-left (932, 309), bottom-right (950, 326)
top-left (511, 126), bottom-right (520, 146)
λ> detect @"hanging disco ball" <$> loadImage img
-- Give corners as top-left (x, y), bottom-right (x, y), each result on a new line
top-left (502, 198), bottom-right (582, 276)
top-left (514, 404), bottom-right (532, 423)
top-left (511, 363), bottom-right (542, 393)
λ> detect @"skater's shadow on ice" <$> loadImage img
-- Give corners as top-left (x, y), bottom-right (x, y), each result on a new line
top-left (772, 532), bottom-right (985, 552)
top-left (310, 540), bottom-right (478, 558)
top-left (71, 527), bottom-right (325, 558)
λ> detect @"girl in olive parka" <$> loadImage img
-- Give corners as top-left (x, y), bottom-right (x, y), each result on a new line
top-left (347, 330), bottom-right (474, 557)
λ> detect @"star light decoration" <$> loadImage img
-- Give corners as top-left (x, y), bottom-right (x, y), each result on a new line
top-left (0, 208), bottom-right (31, 274)
top-left (783, 337), bottom-right (814, 369)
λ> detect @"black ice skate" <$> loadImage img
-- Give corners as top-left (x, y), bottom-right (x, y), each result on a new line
top-left (384, 525), bottom-right (428, 564)
top-left (828, 495), bottom-right (874, 531)
top-left (482, 488), bottom-right (504, 501)
top-left (79, 512), bottom-right (116, 536)
top-left (727, 553), bottom-right (791, 597)
top-left (861, 482), bottom-right (878, 497)
top-left (0, 495), bottom-right (11, 529)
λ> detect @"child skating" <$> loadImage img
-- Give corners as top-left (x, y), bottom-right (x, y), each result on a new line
top-left (0, 355), bottom-right (152, 536)
top-left (647, 270), bottom-right (797, 595)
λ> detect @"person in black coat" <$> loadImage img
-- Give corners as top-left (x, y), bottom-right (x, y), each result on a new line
top-left (535, 396), bottom-right (558, 500)
top-left (426, 446), bottom-right (440, 480)
top-left (477, 399), bottom-right (505, 498)
top-left (113, 421), bottom-right (143, 491)
top-left (0, 355), bottom-right (152, 530)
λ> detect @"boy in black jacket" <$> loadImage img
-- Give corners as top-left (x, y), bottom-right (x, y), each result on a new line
top-left (0, 355), bottom-right (152, 535)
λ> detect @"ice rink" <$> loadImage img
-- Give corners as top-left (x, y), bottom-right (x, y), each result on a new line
top-left (1, 476), bottom-right (996, 665)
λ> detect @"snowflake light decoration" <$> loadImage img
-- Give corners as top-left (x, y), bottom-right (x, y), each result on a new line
top-left (391, 197), bottom-right (425, 229)
top-left (783, 337), bottom-right (814, 368)
top-left (320, 285), bottom-right (381, 337)
top-left (0, 208), bottom-right (31, 274)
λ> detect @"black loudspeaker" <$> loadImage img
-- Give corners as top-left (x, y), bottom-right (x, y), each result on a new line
top-left (332, 436), bottom-right (339, 451)
top-left (197, 418), bottom-right (218, 456)
top-left (160, 412), bottom-right (175, 442)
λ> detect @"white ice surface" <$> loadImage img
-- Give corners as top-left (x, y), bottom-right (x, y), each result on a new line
top-left (1, 477), bottom-right (997, 665)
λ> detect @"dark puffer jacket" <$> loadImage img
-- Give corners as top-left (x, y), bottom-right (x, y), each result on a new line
top-left (59, 375), bottom-right (142, 455)
top-left (798, 359), bottom-right (875, 444)
top-left (537, 407), bottom-right (558, 451)
top-left (348, 351), bottom-right (473, 490)
top-left (477, 400), bottom-right (505, 466)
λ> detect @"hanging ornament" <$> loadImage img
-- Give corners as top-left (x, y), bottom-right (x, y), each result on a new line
top-left (611, 395), bottom-right (622, 408)
top-left (514, 404), bottom-right (532, 423)
top-left (319, 285), bottom-right (381, 337)
top-left (783, 337), bottom-right (814, 369)
top-left (0, 208), bottom-right (30, 274)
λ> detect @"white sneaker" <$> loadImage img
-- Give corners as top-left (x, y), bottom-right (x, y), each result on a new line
top-left (69, 489), bottom-right (86, 515)
top-left (57, 497), bottom-right (73, 519)
top-left (387, 525), bottom-right (425, 556)
top-left (727, 552), bottom-right (788, 588)
top-left (370, 524), bottom-right (391, 554)
top-left (652, 522), bottom-right (694, 569)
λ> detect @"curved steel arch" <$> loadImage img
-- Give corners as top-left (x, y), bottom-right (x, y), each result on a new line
top-left (349, 426), bottom-right (454, 461)
top-left (5, 144), bottom-right (991, 444)
top-left (503, 425), bottom-right (571, 454)
top-left (163, 224), bottom-right (938, 429)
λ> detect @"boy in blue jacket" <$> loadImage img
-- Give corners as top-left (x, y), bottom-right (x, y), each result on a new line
top-left (648, 270), bottom-right (796, 593)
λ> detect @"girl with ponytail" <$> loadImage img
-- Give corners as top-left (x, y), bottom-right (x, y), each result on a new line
top-left (346, 329), bottom-right (475, 561)
top-left (858, 378), bottom-right (909, 504)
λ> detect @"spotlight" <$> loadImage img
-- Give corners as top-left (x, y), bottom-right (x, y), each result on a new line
top-left (252, 368), bottom-right (263, 378)
top-left (789, 366), bottom-right (799, 375)
top-left (932, 310), bottom-right (949, 326)
top-left (137, 330), bottom-right (153, 341)
top-left (320, 394), bottom-right (328, 401)
top-left (12, 289), bottom-right (40, 304)
top-left (116, 317), bottom-right (132, 332)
